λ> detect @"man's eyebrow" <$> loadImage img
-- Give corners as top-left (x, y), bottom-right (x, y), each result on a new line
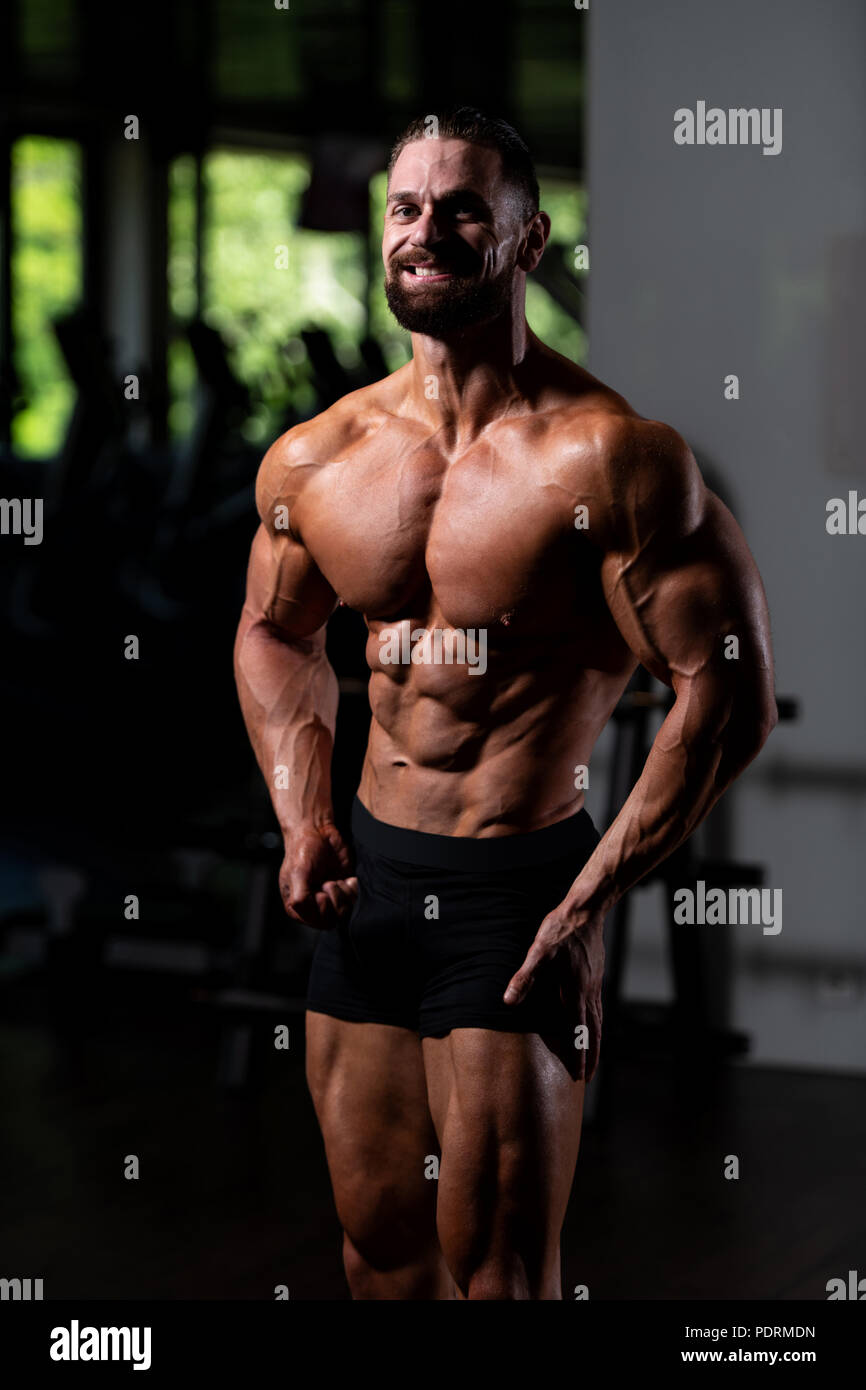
top-left (440, 188), bottom-right (489, 206)
top-left (387, 187), bottom-right (490, 207)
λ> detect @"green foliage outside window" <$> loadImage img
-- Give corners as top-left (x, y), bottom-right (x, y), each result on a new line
top-left (10, 141), bottom-right (586, 457)
top-left (169, 149), bottom-right (368, 443)
top-left (11, 136), bottom-right (82, 459)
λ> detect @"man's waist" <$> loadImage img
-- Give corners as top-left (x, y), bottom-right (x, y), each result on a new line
top-left (350, 794), bottom-right (600, 871)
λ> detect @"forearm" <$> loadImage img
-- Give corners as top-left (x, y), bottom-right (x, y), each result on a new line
top-left (565, 677), bottom-right (777, 919)
top-left (233, 606), bottom-right (339, 837)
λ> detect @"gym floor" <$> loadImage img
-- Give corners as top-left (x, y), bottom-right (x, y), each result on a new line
top-left (1, 976), bottom-right (862, 1302)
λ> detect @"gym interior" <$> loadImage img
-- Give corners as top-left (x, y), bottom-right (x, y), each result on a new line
top-left (1, 0), bottom-right (864, 1302)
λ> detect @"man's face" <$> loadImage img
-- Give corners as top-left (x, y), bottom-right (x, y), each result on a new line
top-left (383, 138), bottom-right (527, 337)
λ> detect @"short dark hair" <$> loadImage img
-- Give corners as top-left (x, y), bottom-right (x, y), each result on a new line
top-left (387, 106), bottom-right (540, 221)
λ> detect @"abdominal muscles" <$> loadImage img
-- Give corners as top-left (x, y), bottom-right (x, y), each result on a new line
top-left (360, 645), bottom-right (626, 834)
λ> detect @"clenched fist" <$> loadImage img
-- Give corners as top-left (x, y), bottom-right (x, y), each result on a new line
top-left (279, 821), bottom-right (359, 930)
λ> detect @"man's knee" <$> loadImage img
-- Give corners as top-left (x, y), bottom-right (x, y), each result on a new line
top-left (342, 1230), bottom-right (452, 1299)
top-left (458, 1254), bottom-right (560, 1301)
top-left (438, 1184), bottom-right (545, 1297)
top-left (337, 1172), bottom-right (433, 1265)
top-left (342, 1230), bottom-right (388, 1297)
top-left (441, 1216), bottom-right (560, 1301)
top-left (464, 1256), bottom-right (531, 1300)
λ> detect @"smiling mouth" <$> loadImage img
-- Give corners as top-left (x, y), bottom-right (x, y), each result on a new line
top-left (401, 263), bottom-right (455, 280)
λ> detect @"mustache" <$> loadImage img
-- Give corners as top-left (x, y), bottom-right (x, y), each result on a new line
top-left (391, 250), bottom-right (482, 275)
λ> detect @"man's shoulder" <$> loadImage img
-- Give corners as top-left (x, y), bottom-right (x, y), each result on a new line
top-left (588, 411), bottom-right (704, 549)
top-left (534, 365), bottom-right (704, 547)
top-left (536, 363), bottom-right (683, 463)
top-left (255, 371), bottom-right (407, 515)
top-left (537, 354), bottom-right (693, 480)
top-left (571, 408), bottom-right (696, 482)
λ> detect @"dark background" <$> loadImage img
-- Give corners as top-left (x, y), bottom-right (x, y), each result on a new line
top-left (0, 0), bottom-right (862, 1303)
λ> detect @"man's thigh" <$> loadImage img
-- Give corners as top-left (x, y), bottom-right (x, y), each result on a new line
top-left (305, 1011), bottom-right (441, 1264)
top-left (422, 1027), bottom-right (586, 1299)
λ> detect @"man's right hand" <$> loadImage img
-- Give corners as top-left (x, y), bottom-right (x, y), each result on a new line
top-left (279, 822), bottom-right (359, 929)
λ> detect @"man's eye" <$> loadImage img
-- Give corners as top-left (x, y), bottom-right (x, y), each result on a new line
top-left (394, 206), bottom-right (416, 217)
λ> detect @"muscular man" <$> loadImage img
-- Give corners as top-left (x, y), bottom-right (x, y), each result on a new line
top-left (233, 107), bottom-right (777, 1300)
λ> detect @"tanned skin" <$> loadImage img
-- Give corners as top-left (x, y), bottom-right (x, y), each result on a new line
top-left (233, 136), bottom-right (777, 1300)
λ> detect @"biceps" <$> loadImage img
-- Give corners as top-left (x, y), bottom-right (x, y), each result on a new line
top-left (601, 498), bottom-right (773, 698)
top-left (243, 523), bottom-right (337, 639)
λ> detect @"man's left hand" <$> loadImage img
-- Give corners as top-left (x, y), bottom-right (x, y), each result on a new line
top-left (504, 905), bottom-right (606, 1082)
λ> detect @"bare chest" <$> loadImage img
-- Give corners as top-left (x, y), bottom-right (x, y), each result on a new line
top-left (291, 429), bottom-right (594, 632)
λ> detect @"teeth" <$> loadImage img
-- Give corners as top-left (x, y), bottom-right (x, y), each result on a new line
top-left (412, 267), bottom-right (445, 276)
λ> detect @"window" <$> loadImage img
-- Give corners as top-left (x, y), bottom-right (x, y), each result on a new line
top-left (168, 147), bottom-right (368, 442)
top-left (167, 147), bottom-right (587, 445)
top-left (10, 135), bottom-right (83, 459)
top-left (526, 177), bottom-right (588, 365)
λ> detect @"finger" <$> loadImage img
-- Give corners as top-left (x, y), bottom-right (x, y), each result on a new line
top-left (504, 940), bottom-right (549, 1005)
top-left (314, 889), bottom-right (340, 929)
top-left (283, 870), bottom-right (323, 926)
top-left (286, 892), bottom-right (320, 926)
top-left (588, 999), bottom-right (602, 1083)
top-left (322, 827), bottom-right (357, 880)
top-left (320, 881), bottom-right (343, 914)
top-left (321, 883), bottom-right (353, 923)
top-left (326, 880), bottom-right (358, 917)
top-left (590, 1013), bottom-right (603, 1082)
top-left (557, 959), bottom-right (581, 1014)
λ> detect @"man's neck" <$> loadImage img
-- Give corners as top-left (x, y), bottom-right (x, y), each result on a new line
top-left (405, 307), bottom-right (537, 448)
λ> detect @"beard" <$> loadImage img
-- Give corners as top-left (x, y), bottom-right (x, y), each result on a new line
top-left (383, 257), bottom-right (514, 337)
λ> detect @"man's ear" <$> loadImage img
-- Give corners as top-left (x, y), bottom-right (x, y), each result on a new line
top-left (517, 210), bottom-right (551, 272)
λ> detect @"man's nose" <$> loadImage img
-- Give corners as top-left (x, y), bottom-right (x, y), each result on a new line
top-left (408, 207), bottom-right (443, 245)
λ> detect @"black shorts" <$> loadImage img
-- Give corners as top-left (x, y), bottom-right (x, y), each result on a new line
top-left (306, 795), bottom-right (602, 1044)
